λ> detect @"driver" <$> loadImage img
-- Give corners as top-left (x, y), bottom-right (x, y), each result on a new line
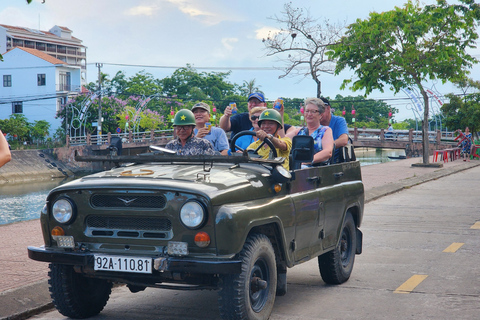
top-left (165, 109), bottom-right (216, 155)
top-left (247, 109), bottom-right (292, 169)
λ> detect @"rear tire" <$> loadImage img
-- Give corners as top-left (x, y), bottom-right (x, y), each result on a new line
top-left (48, 263), bottom-right (112, 319)
top-left (318, 212), bottom-right (356, 284)
top-left (218, 234), bottom-right (277, 320)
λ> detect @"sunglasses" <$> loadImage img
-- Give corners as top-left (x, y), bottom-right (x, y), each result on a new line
top-left (250, 115), bottom-right (260, 121)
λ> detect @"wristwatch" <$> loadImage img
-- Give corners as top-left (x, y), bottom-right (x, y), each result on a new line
top-left (268, 134), bottom-right (274, 140)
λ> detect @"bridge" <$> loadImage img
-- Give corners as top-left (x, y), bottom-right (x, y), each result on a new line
top-left (67, 128), bottom-right (458, 158)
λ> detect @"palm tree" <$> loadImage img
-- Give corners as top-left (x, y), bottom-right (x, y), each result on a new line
top-left (242, 79), bottom-right (261, 95)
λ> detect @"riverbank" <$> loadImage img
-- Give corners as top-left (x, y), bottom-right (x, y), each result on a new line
top-left (0, 146), bottom-right (97, 185)
top-left (1, 156), bottom-right (479, 320)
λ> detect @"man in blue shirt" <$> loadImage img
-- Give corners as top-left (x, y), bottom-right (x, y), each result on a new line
top-left (319, 97), bottom-right (348, 162)
top-left (192, 102), bottom-right (229, 155)
top-left (220, 92), bottom-right (267, 138)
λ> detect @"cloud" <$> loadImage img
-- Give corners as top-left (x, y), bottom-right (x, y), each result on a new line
top-left (255, 26), bottom-right (282, 40)
top-left (125, 6), bottom-right (157, 17)
top-left (165, 0), bottom-right (226, 25)
top-left (221, 38), bottom-right (238, 51)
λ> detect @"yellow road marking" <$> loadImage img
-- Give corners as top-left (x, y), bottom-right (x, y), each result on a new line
top-left (394, 275), bottom-right (428, 294)
top-left (470, 222), bottom-right (480, 229)
top-left (443, 242), bottom-right (464, 253)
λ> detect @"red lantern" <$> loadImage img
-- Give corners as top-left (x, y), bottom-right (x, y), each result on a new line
top-left (388, 110), bottom-right (392, 118)
top-left (342, 107), bottom-right (346, 116)
top-left (351, 109), bottom-right (356, 116)
top-left (170, 108), bottom-right (174, 116)
top-left (125, 115), bottom-right (129, 120)
top-left (212, 103), bottom-right (216, 113)
top-left (300, 106), bottom-right (304, 114)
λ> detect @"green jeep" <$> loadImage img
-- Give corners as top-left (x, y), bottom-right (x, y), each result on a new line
top-left (28, 133), bottom-right (364, 320)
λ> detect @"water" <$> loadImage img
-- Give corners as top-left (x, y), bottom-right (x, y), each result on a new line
top-left (0, 178), bottom-right (74, 226)
top-left (0, 148), bottom-right (405, 225)
top-left (355, 147), bottom-right (407, 166)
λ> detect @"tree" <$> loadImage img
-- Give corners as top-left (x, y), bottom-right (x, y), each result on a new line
top-left (161, 65), bottom-right (236, 103)
top-left (263, 2), bottom-right (345, 97)
top-left (442, 79), bottom-right (480, 139)
top-left (329, 0), bottom-right (480, 164)
top-left (240, 79), bottom-right (262, 96)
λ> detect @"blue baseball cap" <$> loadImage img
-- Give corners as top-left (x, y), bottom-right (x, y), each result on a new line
top-left (248, 92), bottom-right (265, 103)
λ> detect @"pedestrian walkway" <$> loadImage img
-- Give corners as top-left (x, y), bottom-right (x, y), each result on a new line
top-left (1, 156), bottom-right (479, 320)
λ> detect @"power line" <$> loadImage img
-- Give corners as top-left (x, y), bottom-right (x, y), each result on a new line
top-left (86, 62), bottom-right (279, 71)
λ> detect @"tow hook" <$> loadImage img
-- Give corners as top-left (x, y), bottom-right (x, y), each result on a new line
top-left (251, 277), bottom-right (267, 293)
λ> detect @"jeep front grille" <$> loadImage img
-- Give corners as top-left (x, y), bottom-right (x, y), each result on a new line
top-left (90, 194), bottom-right (166, 209)
top-left (85, 216), bottom-right (172, 240)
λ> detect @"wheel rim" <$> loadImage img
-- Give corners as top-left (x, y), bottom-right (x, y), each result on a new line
top-left (340, 226), bottom-right (352, 268)
top-left (249, 257), bottom-right (270, 312)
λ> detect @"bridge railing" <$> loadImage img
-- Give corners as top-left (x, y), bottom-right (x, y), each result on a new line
top-left (67, 129), bottom-right (175, 147)
top-left (348, 128), bottom-right (456, 143)
top-left (66, 127), bottom-right (457, 148)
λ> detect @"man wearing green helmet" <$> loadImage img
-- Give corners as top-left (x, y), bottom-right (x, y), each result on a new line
top-left (247, 109), bottom-right (292, 169)
top-left (165, 109), bottom-right (215, 155)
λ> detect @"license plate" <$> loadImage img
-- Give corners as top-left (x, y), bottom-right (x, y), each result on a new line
top-left (94, 255), bottom-right (152, 274)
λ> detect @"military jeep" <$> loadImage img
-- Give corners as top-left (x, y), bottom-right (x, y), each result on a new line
top-left (28, 133), bottom-right (364, 320)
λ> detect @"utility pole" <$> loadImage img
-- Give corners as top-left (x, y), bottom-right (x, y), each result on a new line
top-left (96, 63), bottom-right (103, 144)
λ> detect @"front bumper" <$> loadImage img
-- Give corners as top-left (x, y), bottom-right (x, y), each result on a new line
top-left (28, 246), bottom-right (241, 274)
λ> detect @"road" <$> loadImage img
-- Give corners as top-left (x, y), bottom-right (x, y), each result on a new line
top-left (30, 166), bottom-right (480, 320)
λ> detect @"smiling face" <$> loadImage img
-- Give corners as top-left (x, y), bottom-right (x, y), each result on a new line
top-left (175, 125), bottom-right (194, 143)
top-left (250, 112), bottom-right (263, 131)
top-left (304, 103), bottom-right (322, 126)
top-left (247, 98), bottom-right (266, 112)
top-left (260, 120), bottom-right (279, 135)
top-left (192, 108), bottom-right (210, 126)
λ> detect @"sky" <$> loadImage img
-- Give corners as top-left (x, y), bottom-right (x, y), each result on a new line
top-left (1, 0), bottom-right (479, 121)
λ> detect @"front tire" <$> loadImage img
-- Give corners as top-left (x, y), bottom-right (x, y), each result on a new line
top-left (218, 234), bottom-right (277, 320)
top-left (318, 212), bottom-right (356, 284)
top-left (48, 263), bottom-right (112, 319)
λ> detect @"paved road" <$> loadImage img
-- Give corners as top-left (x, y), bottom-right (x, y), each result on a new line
top-left (29, 165), bottom-right (480, 320)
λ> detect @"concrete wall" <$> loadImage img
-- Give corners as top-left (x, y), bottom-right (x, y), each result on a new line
top-left (0, 150), bottom-right (69, 185)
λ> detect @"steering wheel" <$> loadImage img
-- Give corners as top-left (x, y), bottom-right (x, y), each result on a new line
top-left (230, 130), bottom-right (278, 159)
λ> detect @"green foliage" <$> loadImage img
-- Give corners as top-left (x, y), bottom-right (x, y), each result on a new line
top-left (329, 0), bottom-right (480, 162)
top-left (442, 79), bottom-right (480, 138)
top-left (330, 0), bottom-right (480, 95)
top-left (160, 65), bottom-right (236, 102)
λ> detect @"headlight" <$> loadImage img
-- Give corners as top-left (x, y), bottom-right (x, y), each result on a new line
top-left (52, 198), bottom-right (75, 224)
top-left (180, 201), bottom-right (206, 229)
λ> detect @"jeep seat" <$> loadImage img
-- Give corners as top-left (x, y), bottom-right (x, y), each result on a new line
top-left (290, 135), bottom-right (314, 170)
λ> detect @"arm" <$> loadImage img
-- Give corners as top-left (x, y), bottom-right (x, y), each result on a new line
top-left (334, 133), bottom-right (349, 148)
top-left (312, 128), bottom-right (334, 164)
top-left (219, 105), bottom-right (233, 132)
top-left (0, 130), bottom-right (12, 167)
top-left (256, 130), bottom-right (288, 151)
top-left (286, 126), bottom-right (300, 140)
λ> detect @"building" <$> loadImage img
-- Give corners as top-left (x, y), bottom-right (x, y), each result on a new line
top-left (0, 47), bottom-right (82, 134)
top-left (0, 24), bottom-right (87, 82)
top-left (0, 25), bottom-right (86, 136)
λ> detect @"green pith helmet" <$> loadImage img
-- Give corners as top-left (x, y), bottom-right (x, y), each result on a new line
top-left (258, 109), bottom-right (283, 129)
top-left (173, 109), bottom-right (196, 126)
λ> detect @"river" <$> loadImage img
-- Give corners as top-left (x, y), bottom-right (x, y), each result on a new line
top-left (0, 148), bottom-right (406, 226)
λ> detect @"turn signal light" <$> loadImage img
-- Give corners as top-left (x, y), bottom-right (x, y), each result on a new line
top-left (194, 231), bottom-right (211, 248)
top-left (51, 226), bottom-right (65, 236)
top-left (274, 184), bottom-right (282, 193)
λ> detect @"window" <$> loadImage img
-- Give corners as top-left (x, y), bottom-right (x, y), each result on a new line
top-left (59, 72), bottom-right (71, 91)
top-left (37, 74), bottom-right (46, 86)
top-left (3, 75), bottom-right (11, 87)
top-left (12, 102), bottom-right (23, 114)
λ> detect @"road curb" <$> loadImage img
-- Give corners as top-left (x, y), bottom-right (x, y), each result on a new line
top-left (365, 161), bottom-right (480, 203)
top-left (0, 280), bottom-right (52, 320)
